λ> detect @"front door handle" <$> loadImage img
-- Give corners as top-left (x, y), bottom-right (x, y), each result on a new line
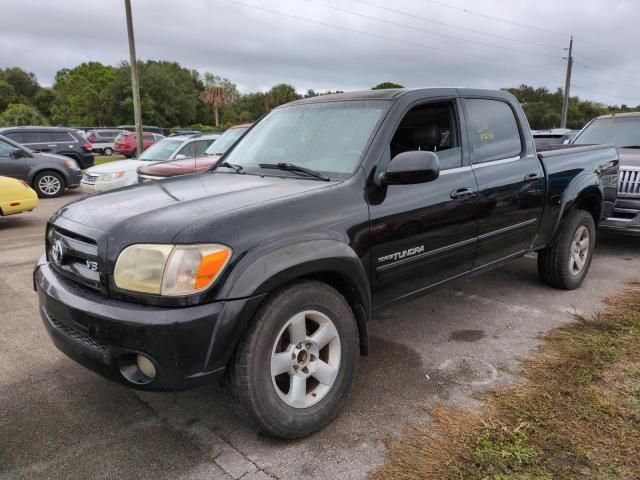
top-left (524, 173), bottom-right (542, 182)
top-left (450, 187), bottom-right (477, 200)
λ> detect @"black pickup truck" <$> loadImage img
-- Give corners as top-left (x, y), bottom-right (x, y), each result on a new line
top-left (35, 88), bottom-right (618, 438)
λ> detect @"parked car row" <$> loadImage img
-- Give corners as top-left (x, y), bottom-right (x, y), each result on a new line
top-left (81, 133), bottom-right (219, 193)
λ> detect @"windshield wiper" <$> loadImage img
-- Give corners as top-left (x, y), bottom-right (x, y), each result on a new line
top-left (215, 161), bottom-right (244, 174)
top-left (620, 145), bottom-right (640, 149)
top-left (258, 162), bottom-right (330, 181)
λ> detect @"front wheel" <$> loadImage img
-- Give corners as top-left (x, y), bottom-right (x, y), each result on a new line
top-left (103, 147), bottom-right (113, 156)
top-left (538, 209), bottom-right (596, 290)
top-left (225, 280), bottom-right (359, 439)
top-left (33, 171), bottom-right (65, 198)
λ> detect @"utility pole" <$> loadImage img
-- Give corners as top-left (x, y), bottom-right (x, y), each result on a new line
top-left (561, 36), bottom-right (573, 129)
top-left (124, 0), bottom-right (144, 156)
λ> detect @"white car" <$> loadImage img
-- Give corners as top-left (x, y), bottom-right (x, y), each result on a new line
top-left (80, 133), bottom-right (220, 194)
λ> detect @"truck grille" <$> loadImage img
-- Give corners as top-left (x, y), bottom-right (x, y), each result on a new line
top-left (618, 168), bottom-right (640, 197)
top-left (48, 226), bottom-right (101, 291)
top-left (82, 173), bottom-right (99, 184)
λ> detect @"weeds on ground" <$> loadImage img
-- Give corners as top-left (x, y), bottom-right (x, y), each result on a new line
top-left (372, 281), bottom-right (640, 480)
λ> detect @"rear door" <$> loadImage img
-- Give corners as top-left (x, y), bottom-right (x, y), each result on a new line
top-left (462, 97), bottom-right (545, 269)
top-left (369, 97), bottom-right (479, 308)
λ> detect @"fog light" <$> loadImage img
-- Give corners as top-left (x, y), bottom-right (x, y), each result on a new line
top-left (136, 354), bottom-right (157, 379)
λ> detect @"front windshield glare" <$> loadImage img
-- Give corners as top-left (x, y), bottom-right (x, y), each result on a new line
top-left (205, 128), bottom-right (247, 155)
top-left (222, 101), bottom-right (388, 175)
top-left (138, 140), bottom-right (183, 161)
top-left (573, 117), bottom-right (640, 148)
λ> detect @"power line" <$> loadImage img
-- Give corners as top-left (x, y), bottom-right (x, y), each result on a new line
top-left (218, 0), bottom-right (554, 71)
top-left (299, 0), bottom-right (561, 59)
top-left (355, 0), bottom-right (562, 50)
top-left (572, 60), bottom-right (640, 90)
top-left (420, 0), bottom-right (639, 69)
top-left (421, 0), bottom-right (567, 36)
top-left (571, 84), bottom-right (640, 104)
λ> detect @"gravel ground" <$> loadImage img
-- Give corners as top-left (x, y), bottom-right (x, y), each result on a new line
top-left (1, 190), bottom-right (638, 480)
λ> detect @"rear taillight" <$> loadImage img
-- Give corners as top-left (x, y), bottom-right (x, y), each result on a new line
top-left (88, 134), bottom-right (96, 141)
top-left (83, 142), bottom-right (93, 150)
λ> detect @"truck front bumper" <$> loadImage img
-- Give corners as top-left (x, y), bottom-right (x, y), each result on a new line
top-left (34, 260), bottom-right (265, 391)
top-left (600, 198), bottom-right (640, 235)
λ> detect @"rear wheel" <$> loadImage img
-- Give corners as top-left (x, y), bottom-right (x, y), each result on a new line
top-left (538, 209), bottom-right (596, 290)
top-left (225, 280), bottom-right (359, 439)
top-left (33, 171), bottom-right (65, 198)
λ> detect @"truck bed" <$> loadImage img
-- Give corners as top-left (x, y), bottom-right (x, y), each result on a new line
top-left (535, 143), bottom-right (619, 247)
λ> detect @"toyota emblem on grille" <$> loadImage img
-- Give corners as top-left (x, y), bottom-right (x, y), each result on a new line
top-left (51, 240), bottom-right (65, 265)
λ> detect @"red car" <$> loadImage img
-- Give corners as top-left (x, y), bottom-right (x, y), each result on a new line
top-left (137, 124), bottom-right (251, 181)
top-left (114, 131), bottom-right (165, 157)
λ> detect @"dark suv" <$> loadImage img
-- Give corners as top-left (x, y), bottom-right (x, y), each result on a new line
top-left (0, 127), bottom-right (94, 169)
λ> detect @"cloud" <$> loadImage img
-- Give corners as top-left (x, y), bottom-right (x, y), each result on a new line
top-left (0, 0), bottom-right (638, 105)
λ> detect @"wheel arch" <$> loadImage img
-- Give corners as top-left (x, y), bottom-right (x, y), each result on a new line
top-left (550, 181), bottom-right (602, 245)
top-left (218, 240), bottom-right (372, 356)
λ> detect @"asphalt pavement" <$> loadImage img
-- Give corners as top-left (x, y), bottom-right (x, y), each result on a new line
top-left (1, 190), bottom-right (638, 479)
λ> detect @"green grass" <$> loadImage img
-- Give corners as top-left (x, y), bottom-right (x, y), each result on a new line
top-left (372, 281), bottom-right (640, 480)
top-left (93, 154), bottom-right (125, 166)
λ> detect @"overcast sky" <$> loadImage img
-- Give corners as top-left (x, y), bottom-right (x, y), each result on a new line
top-left (1, 0), bottom-right (638, 105)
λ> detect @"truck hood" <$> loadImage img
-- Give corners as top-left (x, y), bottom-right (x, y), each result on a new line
top-left (138, 155), bottom-right (221, 177)
top-left (85, 159), bottom-right (159, 174)
top-left (54, 172), bottom-right (336, 242)
top-left (618, 148), bottom-right (640, 168)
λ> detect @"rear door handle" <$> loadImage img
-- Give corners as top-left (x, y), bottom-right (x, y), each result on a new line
top-left (524, 173), bottom-right (542, 182)
top-left (450, 187), bottom-right (477, 200)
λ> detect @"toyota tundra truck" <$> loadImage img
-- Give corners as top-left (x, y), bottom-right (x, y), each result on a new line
top-left (35, 88), bottom-right (618, 439)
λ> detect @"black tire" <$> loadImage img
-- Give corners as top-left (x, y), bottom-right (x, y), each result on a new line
top-left (33, 171), bottom-right (65, 198)
top-left (538, 209), bottom-right (596, 290)
top-left (225, 280), bottom-right (359, 439)
top-left (103, 147), bottom-right (113, 156)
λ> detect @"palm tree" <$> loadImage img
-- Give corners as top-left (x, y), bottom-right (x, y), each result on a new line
top-left (199, 85), bottom-right (232, 127)
top-left (266, 84), bottom-right (300, 110)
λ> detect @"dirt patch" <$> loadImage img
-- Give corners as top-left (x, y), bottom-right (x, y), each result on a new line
top-left (448, 329), bottom-right (486, 342)
top-left (372, 280), bottom-right (640, 480)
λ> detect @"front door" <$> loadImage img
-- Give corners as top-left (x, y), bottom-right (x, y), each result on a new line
top-left (0, 139), bottom-right (27, 181)
top-left (369, 99), bottom-right (479, 309)
top-left (462, 98), bottom-right (545, 269)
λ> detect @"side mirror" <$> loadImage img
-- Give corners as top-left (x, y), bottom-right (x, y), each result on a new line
top-left (174, 154), bottom-right (186, 160)
top-left (380, 150), bottom-right (440, 185)
top-left (11, 148), bottom-right (26, 159)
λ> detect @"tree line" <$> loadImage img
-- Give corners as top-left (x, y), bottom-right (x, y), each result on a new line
top-left (0, 63), bottom-right (637, 131)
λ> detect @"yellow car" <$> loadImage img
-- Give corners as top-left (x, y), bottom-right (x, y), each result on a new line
top-left (0, 176), bottom-right (38, 216)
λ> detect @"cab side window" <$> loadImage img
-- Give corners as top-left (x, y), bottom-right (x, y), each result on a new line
top-left (465, 99), bottom-right (522, 164)
top-left (390, 101), bottom-right (462, 170)
top-left (178, 142), bottom-right (196, 157)
top-left (0, 140), bottom-right (15, 156)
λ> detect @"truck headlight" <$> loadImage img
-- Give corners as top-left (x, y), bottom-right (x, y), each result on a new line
top-left (114, 244), bottom-right (232, 295)
top-left (99, 171), bottom-right (125, 182)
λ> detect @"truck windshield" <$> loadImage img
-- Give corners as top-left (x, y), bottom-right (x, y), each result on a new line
top-left (573, 116), bottom-right (640, 148)
top-left (205, 127), bottom-right (249, 155)
top-left (222, 101), bottom-right (389, 176)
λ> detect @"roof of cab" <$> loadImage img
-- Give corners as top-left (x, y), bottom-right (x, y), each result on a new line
top-left (285, 87), bottom-right (515, 106)
top-left (594, 111), bottom-right (640, 120)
